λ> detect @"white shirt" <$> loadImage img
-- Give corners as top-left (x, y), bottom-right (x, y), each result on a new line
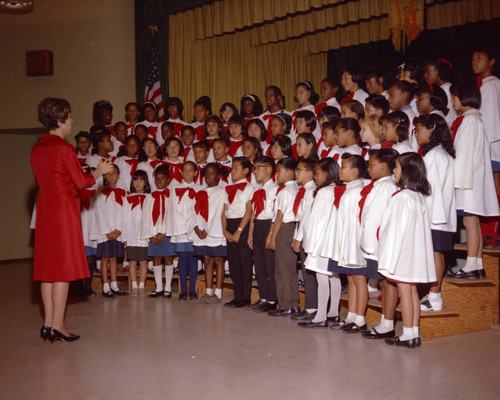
top-left (253, 179), bottom-right (279, 220)
top-left (224, 180), bottom-right (255, 219)
top-left (90, 187), bottom-right (125, 243)
top-left (273, 180), bottom-right (298, 223)
top-left (293, 180), bottom-right (317, 241)
top-left (123, 193), bottom-right (149, 247)
top-left (479, 76), bottom-right (500, 161)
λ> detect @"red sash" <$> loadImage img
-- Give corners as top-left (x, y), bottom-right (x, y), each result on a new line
top-left (175, 187), bottom-right (196, 203)
top-left (333, 185), bottom-right (347, 209)
top-left (293, 187), bottom-right (306, 217)
top-left (450, 116), bottom-right (465, 143)
top-left (125, 159), bottom-right (140, 175)
top-left (358, 180), bottom-right (375, 222)
top-left (127, 194), bottom-right (146, 210)
top-left (251, 189), bottom-right (266, 218)
top-left (101, 188), bottom-right (125, 206)
top-left (225, 182), bottom-right (247, 204)
top-left (194, 191), bottom-right (209, 222)
top-left (340, 92), bottom-right (354, 105)
top-left (152, 189), bottom-right (170, 225)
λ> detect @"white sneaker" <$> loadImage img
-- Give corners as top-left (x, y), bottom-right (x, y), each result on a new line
top-left (420, 294), bottom-right (443, 311)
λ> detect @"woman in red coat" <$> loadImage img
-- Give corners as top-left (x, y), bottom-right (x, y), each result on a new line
top-left (31, 98), bottom-right (112, 342)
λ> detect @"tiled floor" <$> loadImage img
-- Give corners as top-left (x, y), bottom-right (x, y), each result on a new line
top-left (1, 260), bottom-right (499, 400)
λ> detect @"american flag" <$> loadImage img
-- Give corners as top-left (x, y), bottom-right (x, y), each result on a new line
top-left (144, 42), bottom-right (164, 121)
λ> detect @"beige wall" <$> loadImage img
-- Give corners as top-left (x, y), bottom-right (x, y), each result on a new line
top-left (0, 0), bottom-right (135, 260)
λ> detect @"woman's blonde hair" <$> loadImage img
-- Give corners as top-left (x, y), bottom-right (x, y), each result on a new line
top-left (359, 114), bottom-right (384, 141)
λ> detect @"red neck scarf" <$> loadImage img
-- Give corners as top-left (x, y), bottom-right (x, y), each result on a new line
top-left (341, 92), bottom-right (354, 105)
top-left (358, 180), bottom-right (375, 222)
top-left (225, 182), bottom-right (247, 204)
top-left (333, 185), bottom-right (347, 209)
top-left (151, 189), bottom-right (170, 225)
top-left (476, 75), bottom-right (483, 88)
top-left (450, 115), bottom-right (465, 143)
top-left (175, 187), bottom-right (196, 203)
top-left (102, 156), bottom-right (117, 163)
top-left (101, 188), bottom-right (125, 206)
top-left (194, 191), bottom-right (209, 222)
top-left (125, 159), bottom-right (140, 175)
top-left (321, 147), bottom-right (333, 159)
top-left (127, 194), bottom-right (146, 210)
top-left (381, 142), bottom-right (394, 148)
top-left (182, 146), bottom-right (192, 162)
top-left (251, 188), bottom-right (266, 218)
top-left (293, 187), bottom-right (306, 216)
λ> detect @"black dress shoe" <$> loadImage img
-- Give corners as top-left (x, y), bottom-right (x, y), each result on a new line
top-left (268, 308), bottom-right (286, 317)
top-left (362, 328), bottom-right (395, 339)
top-left (291, 309), bottom-right (316, 321)
top-left (343, 323), bottom-right (367, 334)
top-left (255, 302), bottom-right (276, 313)
top-left (178, 293), bottom-right (188, 301)
top-left (163, 291), bottom-right (172, 298)
top-left (40, 325), bottom-right (51, 341)
top-left (269, 308), bottom-right (296, 317)
top-left (111, 288), bottom-right (128, 296)
top-left (477, 269), bottom-right (486, 279)
top-left (189, 292), bottom-right (198, 300)
top-left (448, 270), bottom-right (480, 280)
top-left (385, 336), bottom-right (420, 348)
top-left (330, 321), bottom-right (354, 330)
top-left (234, 299), bottom-right (250, 308)
top-left (298, 320), bottom-right (328, 328)
top-left (327, 316), bottom-right (340, 323)
top-left (84, 287), bottom-right (96, 296)
top-left (49, 328), bottom-right (80, 343)
top-left (102, 290), bottom-right (114, 298)
top-left (224, 299), bottom-right (238, 308)
top-left (248, 299), bottom-right (264, 310)
top-left (149, 290), bottom-right (164, 298)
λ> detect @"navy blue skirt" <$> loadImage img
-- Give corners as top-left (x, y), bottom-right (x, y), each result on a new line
top-left (328, 259), bottom-right (367, 275)
top-left (97, 240), bottom-right (125, 258)
top-left (431, 229), bottom-right (454, 252)
top-left (457, 209), bottom-right (478, 217)
top-left (366, 259), bottom-right (384, 280)
top-left (148, 236), bottom-right (177, 257)
top-left (175, 241), bottom-right (194, 253)
top-left (193, 245), bottom-right (227, 257)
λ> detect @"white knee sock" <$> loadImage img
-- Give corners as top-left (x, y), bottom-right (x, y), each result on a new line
top-left (153, 265), bottom-right (163, 292)
top-left (164, 264), bottom-right (174, 292)
top-left (327, 274), bottom-right (341, 318)
top-left (462, 257), bottom-right (477, 272)
top-left (312, 273), bottom-right (329, 323)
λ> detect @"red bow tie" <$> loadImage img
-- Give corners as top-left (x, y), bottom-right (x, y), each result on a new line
top-left (450, 115), bottom-right (465, 143)
top-left (147, 126), bottom-right (157, 139)
top-left (293, 187), bottom-right (306, 217)
top-left (167, 163), bottom-right (182, 182)
top-left (176, 187), bottom-right (196, 203)
top-left (151, 189), bottom-right (170, 225)
top-left (225, 182), bottom-right (247, 204)
top-left (125, 159), bottom-right (140, 175)
top-left (182, 146), bottom-right (192, 161)
top-left (127, 194), bottom-right (146, 210)
top-left (251, 189), bottom-right (266, 218)
top-left (263, 114), bottom-right (274, 121)
top-left (333, 185), bottom-right (347, 209)
top-left (78, 189), bottom-right (95, 211)
top-left (77, 157), bottom-right (87, 164)
top-left (150, 160), bottom-right (164, 170)
top-left (381, 142), bottom-right (394, 148)
top-left (101, 188), bottom-right (125, 206)
top-left (194, 191), bottom-right (209, 222)
top-left (358, 180), bottom-right (375, 222)
top-left (417, 148), bottom-right (424, 156)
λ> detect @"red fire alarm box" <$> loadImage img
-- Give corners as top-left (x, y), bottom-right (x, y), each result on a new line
top-left (26, 50), bottom-right (53, 76)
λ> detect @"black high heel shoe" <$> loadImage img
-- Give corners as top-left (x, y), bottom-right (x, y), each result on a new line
top-left (40, 325), bottom-right (51, 341)
top-left (49, 328), bottom-right (81, 343)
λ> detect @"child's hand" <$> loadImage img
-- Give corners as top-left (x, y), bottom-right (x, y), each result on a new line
top-left (106, 232), bottom-right (114, 240)
top-left (291, 239), bottom-right (301, 253)
top-left (269, 238), bottom-right (276, 251)
top-left (265, 233), bottom-right (272, 249)
top-left (194, 226), bottom-right (207, 239)
top-left (247, 236), bottom-right (253, 249)
top-left (113, 230), bottom-right (121, 240)
top-left (149, 236), bottom-right (158, 244)
top-left (156, 233), bottom-right (166, 244)
top-left (223, 230), bottom-right (233, 242)
top-left (232, 230), bottom-right (241, 243)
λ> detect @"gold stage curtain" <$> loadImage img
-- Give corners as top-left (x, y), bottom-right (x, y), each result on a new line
top-left (169, 0), bottom-right (500, 118)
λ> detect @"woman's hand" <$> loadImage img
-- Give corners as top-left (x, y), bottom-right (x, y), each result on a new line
top-left (92, 160), bottom-right (113, 180)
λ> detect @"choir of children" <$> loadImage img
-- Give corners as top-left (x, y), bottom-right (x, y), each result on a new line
top-left (74, 49), bottom-right (500, 348)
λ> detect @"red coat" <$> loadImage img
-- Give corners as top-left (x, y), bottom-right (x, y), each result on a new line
top-left (30, 135), bottom-right (96, 281)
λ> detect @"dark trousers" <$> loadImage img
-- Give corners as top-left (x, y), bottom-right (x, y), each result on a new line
top-left (85, 261), bottom-right (96, 289)
top-left (179, 251), bottom-right (198, 294)
top-left (275, 222), bottom-right (299, 309)
top-left (227, 218), bottom-right (253, 302)
top-left (253, 219), bottom-right (277, 302)
top-left (300, 249), bottom-right (318, 309)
